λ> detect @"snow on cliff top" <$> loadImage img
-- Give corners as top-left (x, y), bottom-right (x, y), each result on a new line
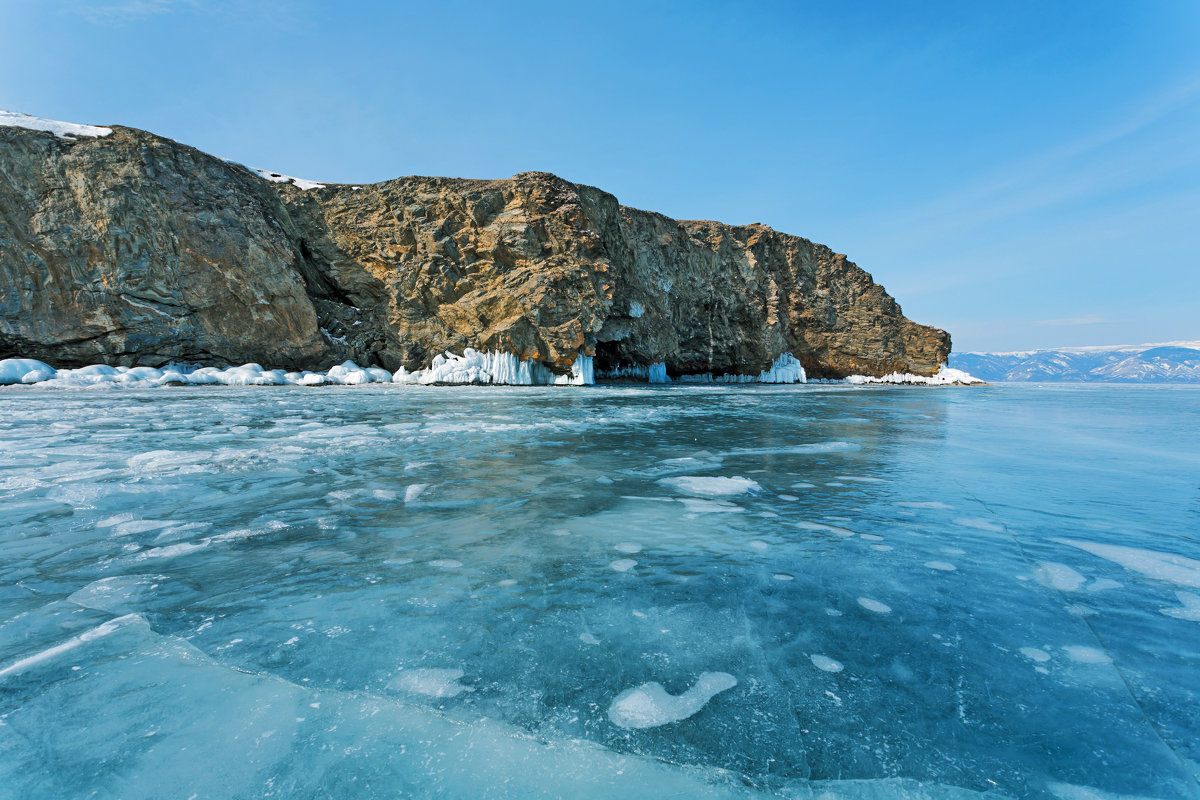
top-left (247, 167), bottom-right (326, 191)
top-left (0, 110), bottom-right (112, 139)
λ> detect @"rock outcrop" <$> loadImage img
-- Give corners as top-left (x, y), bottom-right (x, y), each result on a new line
top-left (0, 117), bottom-right (950, 378)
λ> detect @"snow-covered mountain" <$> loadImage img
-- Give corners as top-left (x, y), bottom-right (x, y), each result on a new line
top-left (949, 341), bottom-right (1200, 383)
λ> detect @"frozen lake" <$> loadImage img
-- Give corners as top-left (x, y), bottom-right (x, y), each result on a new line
top-left (1, 383), bottom-right (1197, 799)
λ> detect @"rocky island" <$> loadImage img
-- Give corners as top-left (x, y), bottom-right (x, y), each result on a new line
top-left (0, 112), bottom-right (951, 383)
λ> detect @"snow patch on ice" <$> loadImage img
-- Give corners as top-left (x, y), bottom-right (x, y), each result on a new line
top-left (1019, 647), bottom-right (1052, 663)
top-left (658, 476), bottom-right (762, 497)
top-left (387, 668), bottom-right (473, 698)
top-left (810, 654), bottom-right (844, 673)
top-left (1062, 645), bottom-right (1112, 664)
top-left (1034, 562), bottom-right (1087, 592)
top-left (857, 597), bottom-right (892, 614)
top-left (1160, 591), bottom-right (1200, 621)
top-left (1055, 539), bottom-right (1200, 589)
top-left (608, 671), bottom-right (737, 729)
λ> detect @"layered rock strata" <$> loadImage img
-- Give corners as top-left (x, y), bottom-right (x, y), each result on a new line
top-left (0, 116), bottom-right (950, 379)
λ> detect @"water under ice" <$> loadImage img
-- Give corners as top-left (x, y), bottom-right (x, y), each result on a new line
top-left (1, 383), bottom-right (1198, 799)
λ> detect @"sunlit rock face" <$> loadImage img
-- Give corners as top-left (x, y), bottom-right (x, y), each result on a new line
top-left (0, 118), bottom-right (949, 378)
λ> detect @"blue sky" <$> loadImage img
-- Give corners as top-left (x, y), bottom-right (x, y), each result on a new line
top-left (2, 0), bottom-right (1197, 352)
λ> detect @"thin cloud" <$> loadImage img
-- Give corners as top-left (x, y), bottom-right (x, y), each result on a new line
top-left (1036, 314), bottom-right (1121, 327)
top-left (69, 0), bottom-right (200, 24)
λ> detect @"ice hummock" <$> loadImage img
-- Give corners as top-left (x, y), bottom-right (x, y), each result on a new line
top-left (0, 110), bottom-right (113, 139)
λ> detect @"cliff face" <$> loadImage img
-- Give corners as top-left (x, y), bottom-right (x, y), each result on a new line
top-left (0, 121), bottom-right (950, 378)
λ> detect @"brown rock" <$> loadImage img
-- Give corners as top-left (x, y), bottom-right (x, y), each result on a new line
top-left (0, 122), bottom-right (950, 378)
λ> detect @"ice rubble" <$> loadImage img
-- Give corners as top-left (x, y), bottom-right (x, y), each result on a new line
top-left (843, 367), bottom-right (983, 385)
top-left (607, 671), bottom-right (738, 729)
top-left (0, 352), bottom-right (595, 388)
top-left (2, 352), bottom-right (984, 389)
top-left (0, 110), bottom-right (112, 139)
top-left (392, 348), bottom-right (594, 386)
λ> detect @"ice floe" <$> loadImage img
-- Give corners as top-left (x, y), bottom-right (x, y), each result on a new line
top-left (1, 110), bottom-right (112, 139)
top-left (610, 558), bottom-right (638, 572)
top-left (925, 561), bottom-right (957, 572)
top-left (608, 672), bottom-right (737, 729)
top-left (614, 543), bottom-right (643, 554)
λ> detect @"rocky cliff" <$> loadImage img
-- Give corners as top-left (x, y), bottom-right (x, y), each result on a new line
top-left (0, 116), bottom-right (950, 379)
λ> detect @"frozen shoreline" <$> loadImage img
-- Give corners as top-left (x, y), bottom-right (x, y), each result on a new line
top-left (0, 352), bottom-right (980, 390)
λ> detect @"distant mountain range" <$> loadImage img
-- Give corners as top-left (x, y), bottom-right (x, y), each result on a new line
top-left (949, 341), bottom-right (1200, 383)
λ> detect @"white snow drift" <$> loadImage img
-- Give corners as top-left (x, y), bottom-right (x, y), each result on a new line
top-left (1, 110), bottom-right (112, 139)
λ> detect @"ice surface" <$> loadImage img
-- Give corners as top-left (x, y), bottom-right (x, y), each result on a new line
top-left (659, 476), bottom-right (762, 497)
top-left (0, 109), bottom-right (112, 139)
top-left (608, 672), bottom-right (738, 729)
top-left (1, 383), bottom-right (1197, 799)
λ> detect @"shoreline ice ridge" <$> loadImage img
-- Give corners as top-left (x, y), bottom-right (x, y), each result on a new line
top-left (2, 353), bottom-right (977, 389)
